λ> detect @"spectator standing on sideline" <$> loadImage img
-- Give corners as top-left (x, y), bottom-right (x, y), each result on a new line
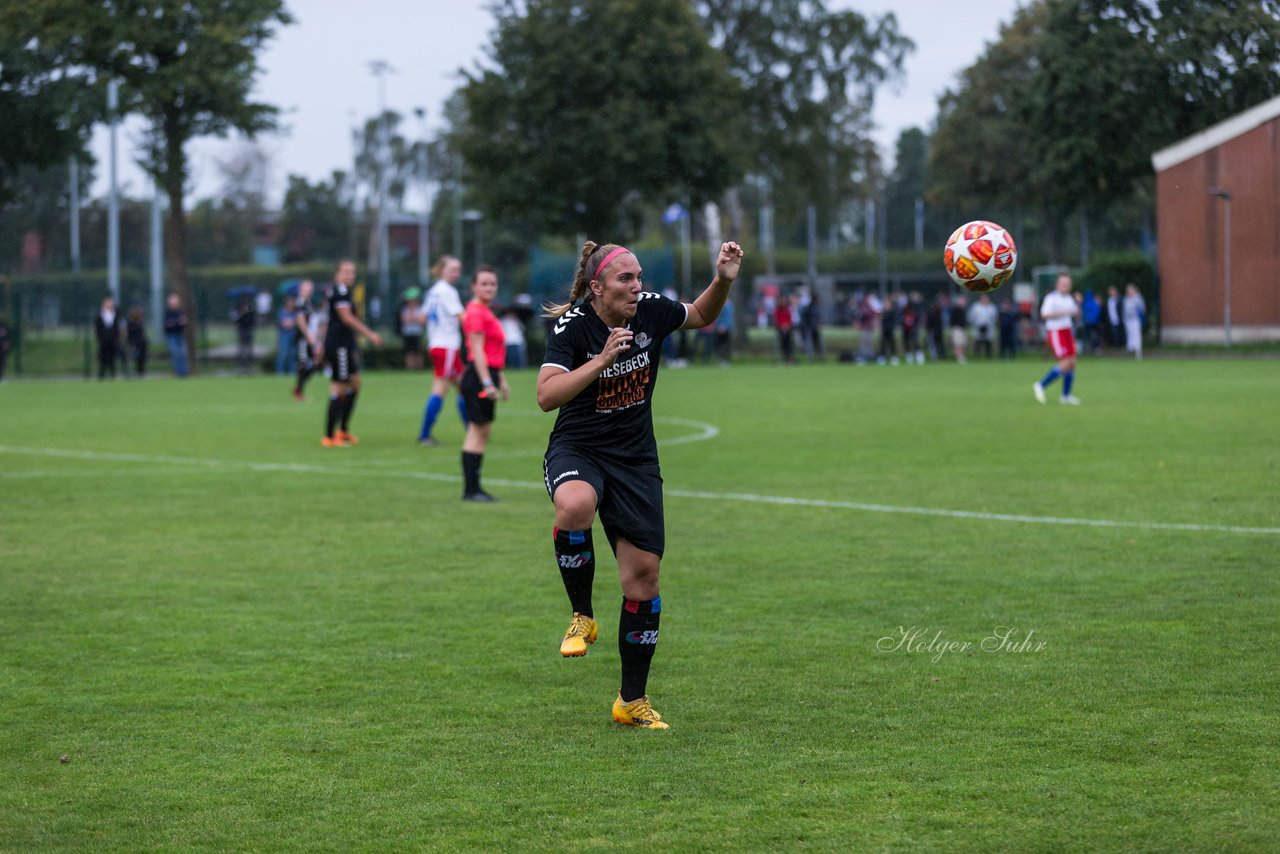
top-left (1081, 290), bottom-right (1102, 354)
top-left (1123, 284), bottom-right (1146, 360)
top-left (419, 256), bottom-right (468, 446)
top-left (400, 290), bottom-right (426, 371)
top-left (905, 291), bottom-right (927, 364)
top-left (928, 294), bottom-right (947, 360)
top-left (948, 293), bottom-right (969, 363)
top-left (800, 292), bottom-right (824, 361)
top-left (878, 292), bottom-right (900, 365)
top-left (500, 305), bottom-right (528, 369)
top-left (967, 293), bottom-right (998, 359)
top-left (714, 297), bottom-right (734, 367)
top-left (163, 293), bottom-right (189, 377)
top-left (255, 288), bottom-right (272, 327)
top-left (998, 298), bottom-right (1020, 360)
top-left (234, 295), bottom-right (256, 374)
top-left (127, 305), bottom-right (149, 376)
top-left (775, 293), bottom-right (796, 364)
top-left (275, 295), bottom-right (297, 375)
top-left (857, 291), bottom-right (880, 364)
top-left (95, 295), bottom-right (123, 380)
top-left (1105, 285), bottom-right (1123, 348)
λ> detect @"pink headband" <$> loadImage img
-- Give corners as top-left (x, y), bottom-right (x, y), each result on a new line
top-left (593, 247), bottom-right (631, 280)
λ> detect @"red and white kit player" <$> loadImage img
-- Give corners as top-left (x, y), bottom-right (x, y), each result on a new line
top-left (1034, 273), bottom-right (1082, 405)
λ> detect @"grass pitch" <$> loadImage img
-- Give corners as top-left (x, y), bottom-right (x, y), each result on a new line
top-left (1, 357), bottom-right (1277, 851)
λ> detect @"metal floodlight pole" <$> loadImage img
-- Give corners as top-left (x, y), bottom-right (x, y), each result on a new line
top-left (107, 80), bottom-right (121, 302)
top-left (681, 200), bottom-right (692, 298)
top-left (1209, 187), bottom-right (1232, 347)
top-left (69, 156), bottom-right (81, 274)
top-left (415, 107), bottom-right (431, 285)
top-left (369, 60), bottom-right (394, 319)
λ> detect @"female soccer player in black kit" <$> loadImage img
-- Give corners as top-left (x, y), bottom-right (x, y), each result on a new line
top-left (322, 259), bottom-right (382, 447)
top-left (538, 240), bottom-right (744, 729)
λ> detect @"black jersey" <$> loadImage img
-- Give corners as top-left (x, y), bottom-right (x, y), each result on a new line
top-left (324, 283), bottom-right (356, 349)
top-left (296, 295), bottom-right (313, 331)
top-left (543, 292), bottom-right (687, 463)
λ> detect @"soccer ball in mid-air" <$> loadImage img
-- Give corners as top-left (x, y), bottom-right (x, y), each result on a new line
top-left (944, 220), bottom-right (1017, 293)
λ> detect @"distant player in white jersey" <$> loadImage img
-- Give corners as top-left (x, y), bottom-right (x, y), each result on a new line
top-left (418, 255), bottom-right (468, 445)
top-left (1034, 273), bottom-right (1082, 405)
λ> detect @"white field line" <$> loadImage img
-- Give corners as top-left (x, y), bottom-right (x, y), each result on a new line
top-left (364, 414), bottom-right (722, 462)
top-left (0, 444), bottom-right (1276, 536)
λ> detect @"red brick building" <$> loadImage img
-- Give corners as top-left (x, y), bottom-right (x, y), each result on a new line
top-left (1152, 95), bottom-right (1280, 343)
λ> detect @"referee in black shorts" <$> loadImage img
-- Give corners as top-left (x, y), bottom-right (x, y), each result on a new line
top-left (537, 239), bottom-right (744, 730)
top-left (458, 265), bottom-right (509, 501)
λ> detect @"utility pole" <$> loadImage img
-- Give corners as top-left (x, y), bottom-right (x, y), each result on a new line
top-left (107, 80), bottom-right (121, 302)
top-left (69, 157), bottom-right (81, 274)
top-left (369, 60), bottom-right (394, 322)
top-left (414, 107), bottom-right (431, 285)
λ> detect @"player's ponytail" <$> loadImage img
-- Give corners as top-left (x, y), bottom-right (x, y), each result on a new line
top-left (544, 241), bottom-right (621, 318)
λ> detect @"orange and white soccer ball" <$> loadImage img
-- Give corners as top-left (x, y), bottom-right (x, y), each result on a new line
top-left (944, 220), bottom-right (1017, 293)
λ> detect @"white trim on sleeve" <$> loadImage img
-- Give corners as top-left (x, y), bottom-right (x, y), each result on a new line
top-left (540, 362), bottom-right (571, 373)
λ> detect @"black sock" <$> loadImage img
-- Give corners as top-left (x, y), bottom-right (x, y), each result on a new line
top-left (619, 596), bottom-right (661, 702)
top-left (340, 390), bottom-right (357, 431)
top-left (462, 451), bottom-right (483, 495)
top-left (554, 527), bottom-right (595, 617)
top-left (325, 393), bottom-right (341, 437)
top-left (295, 365), bottom-right (312, 394)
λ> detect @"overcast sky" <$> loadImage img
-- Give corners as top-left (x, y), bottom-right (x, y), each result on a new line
top-left (89, 0), bottom-right (1025, 204)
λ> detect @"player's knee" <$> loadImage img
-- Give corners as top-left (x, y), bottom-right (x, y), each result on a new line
top-left (554, 485), bottom-right (596, 529)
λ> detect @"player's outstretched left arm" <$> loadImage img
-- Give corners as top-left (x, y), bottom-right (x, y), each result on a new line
top-left (682, 241), bottom-right (745, 330)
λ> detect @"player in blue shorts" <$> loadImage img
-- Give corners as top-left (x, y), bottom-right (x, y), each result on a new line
top-left (538, 240), bottom-right (744, 729)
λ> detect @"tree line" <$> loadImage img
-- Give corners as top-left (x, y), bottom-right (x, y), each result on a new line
top-left (3, 0), bottom-right (1278, 355)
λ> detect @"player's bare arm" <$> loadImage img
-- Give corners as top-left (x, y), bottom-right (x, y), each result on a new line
top-left (335, 304), bottom-right (383, 348)
top-left (536, 326), bottom-right (634, 411)
top-left (683, 241), bottom-right (745, 330)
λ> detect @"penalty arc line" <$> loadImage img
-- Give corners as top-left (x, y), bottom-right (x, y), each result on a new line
top-left (0, 444), bottom-right (1276, 536)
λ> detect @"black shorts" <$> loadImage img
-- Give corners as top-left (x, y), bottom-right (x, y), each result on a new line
top-left (460, 364), bottom-right (500, 424)
top-left (543, 443), bottom-right (665, 557)
top-left (403, 334), bottom-right (423, 354)
top-left (325, 343), bottom-right (360, 382)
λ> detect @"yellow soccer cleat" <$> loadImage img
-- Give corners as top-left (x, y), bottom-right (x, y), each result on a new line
top-left (612, 694), bottom-right (670, 730)
top-left (559, 613), bottom-right (598, 657)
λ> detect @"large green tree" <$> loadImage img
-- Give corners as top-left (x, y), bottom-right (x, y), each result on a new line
top-left (456, 0), bottom-right (744, 239)
top-left (931, 0), bottom-right (1280, 262)
top-left (277, 172), bottom-right (352, 264)
top-left (11, 0), bottom-right (292, 365)
top-left (353, 110), bottom-right (427, 274)
top-left (0, 19), bottom-right (97, 208)
top-left (1028, 0), bottom-right (1280, 208)
top-left (883, 127), bottom-right (929, 249)
top-left (694, 0), bottom-right (911, 225)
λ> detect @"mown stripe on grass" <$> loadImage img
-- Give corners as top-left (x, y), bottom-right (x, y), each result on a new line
top-left (2, 443), bottom-right (1276, 536)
